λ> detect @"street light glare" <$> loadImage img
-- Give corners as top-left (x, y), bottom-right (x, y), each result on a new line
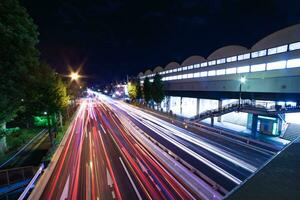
top-left (71, 72), bottom-right (79, 81)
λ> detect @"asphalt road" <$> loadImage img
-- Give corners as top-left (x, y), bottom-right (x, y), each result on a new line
top-left (37, 95), bottom-right (277, 199)
top-left (101, 95), bottom-right (276, 193)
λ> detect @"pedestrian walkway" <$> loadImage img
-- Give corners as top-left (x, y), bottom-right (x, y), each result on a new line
top-left (281, 123), bottom-right (300, 141)
top-left (201, 119), bottom-right (290, 149)
top-left (226, 136), bottom-right (300, 200)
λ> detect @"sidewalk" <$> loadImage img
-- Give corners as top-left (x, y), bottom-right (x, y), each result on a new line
top-left (202, 119), bottom-right (289, 149)
top-left (226, 136), bottom-right (300, 200)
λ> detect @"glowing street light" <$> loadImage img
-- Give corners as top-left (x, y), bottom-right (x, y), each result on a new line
top-left (240, 76), bottom-right (246, 84)
top-left (70, 72), bottom-right (80, 81)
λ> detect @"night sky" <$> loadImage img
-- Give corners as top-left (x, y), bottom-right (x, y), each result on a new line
top-left (22, 0), bottom-right (300, 85)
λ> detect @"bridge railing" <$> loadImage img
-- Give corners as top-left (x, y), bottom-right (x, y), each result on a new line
top-left (0, 166), bottom-right (35, 187)
top-left (192, 100), bottom-right (300, 122)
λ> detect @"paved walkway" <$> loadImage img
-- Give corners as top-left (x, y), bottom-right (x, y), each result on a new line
top-left (202, 119), bottom-right (290, 149)
top-left (226, 136), bottom-right (300, 200)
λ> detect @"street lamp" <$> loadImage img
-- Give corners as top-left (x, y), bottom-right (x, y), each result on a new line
top-left (70, 72), bottom-right (80, 81)
top-left (239, 76), bottom-right (246, 109)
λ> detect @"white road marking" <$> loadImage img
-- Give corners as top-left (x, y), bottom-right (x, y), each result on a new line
top-left (137, 159), bottom-right (147, 173)
top-left (60, 175), bottom-right (70, 200)
top-left (107, 168), bottom-right (113, 188)
top-left (100, 124), bottom-right (107, 134)
top-left (119, 157), bottom-right (143, 200)
top-left (111, 191), bottom-right (116, 199)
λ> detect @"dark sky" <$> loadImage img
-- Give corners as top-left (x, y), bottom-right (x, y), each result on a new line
top-left (22, 0), bottom-right (300, 85)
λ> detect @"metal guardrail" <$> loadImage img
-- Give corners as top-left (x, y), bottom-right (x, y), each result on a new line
top-left (18, 163), bottom-right (44, 200)
top-left (0, 129), bottom-right (47, 169)
top-left (0, 166), bottom-right (35, 187)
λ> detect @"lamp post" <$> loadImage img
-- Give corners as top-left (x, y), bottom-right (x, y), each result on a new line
top-left (239, 76), bottom-right (246, 109)
top-left (70, 72), bottom-right (80, 81)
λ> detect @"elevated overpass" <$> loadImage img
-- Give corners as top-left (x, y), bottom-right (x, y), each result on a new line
top-left (138, 24), bottom-right (300, 137)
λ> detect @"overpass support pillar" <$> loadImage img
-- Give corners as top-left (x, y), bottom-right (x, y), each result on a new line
top-left (251, 99), bottom-right (256, 106)
top-left (217, 100), bottom-right (222, 122)
top-left (196, 98), bottom-right (200, 116)
top-left (251, 114), bottom-right (258, 136)
top-left (180, 97), bottom-right (183, 115)
top-left (165, 96), bottom-right (170, 112)
top-left (211, 117), bottom-right (214, 127)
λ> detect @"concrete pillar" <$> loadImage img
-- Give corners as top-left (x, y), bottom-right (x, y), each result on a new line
top-left (196, 98), bottom-right (200, 116)
top-left (211, 117), bottom-right (214, 127)
top-left (277, 114), bottom-right (285, 136)
top-left (166, 96), bottom-right (170, 112)
top-left (251, 99), bottom-right (256, 106)
top-left (277, 118), bottom-right (282, 136)
top-left (180, 97), bottom-right (183, 115)
top-left (217, 100), bottom-right (222, 122)
top-left (251, 114), bottom-right (258, 136)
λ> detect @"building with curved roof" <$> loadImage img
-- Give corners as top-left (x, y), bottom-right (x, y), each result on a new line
top-left (144, 69), bottom-right (152, 76)
top-left (137, 72), bottom-right (144, 78)
top-left (139, 24), bottom-right (300, 80)
top-left (165, 62), bottom-right (180, 70)
top-left (181, 55), bottom-right (206, 66)
top-left (207, 45), bottom-right (248, 60)
top-left (153, 66), bottom-right (163, 73)
top-left (252, 24), bottom-right (300, 51)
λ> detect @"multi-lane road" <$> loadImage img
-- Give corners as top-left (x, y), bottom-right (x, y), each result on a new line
top-left (36, 94), bottom-right (278, 200)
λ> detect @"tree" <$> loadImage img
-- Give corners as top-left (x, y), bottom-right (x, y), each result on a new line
top-left (25, 63), bottom-right (69, 145)
top-left (0, 0), bottom-right (39, 127)
top-left (143, 77), bottom-right (152, 104)
top-left (152, 73), bottom-right (165, 107)
top-left (127, 80), bottom-right (137, 102)
top-left (136, 78), bottom-right (143, 101)
top-left (68, 80), bottom-right (86, 101)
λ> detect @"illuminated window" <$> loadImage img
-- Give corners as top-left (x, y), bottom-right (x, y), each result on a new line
top-left (162, 77), bottom-right (166, 81)
top-left (194, 64), bottom-right (200, 68)
top-left (251, 63), bottom-right (266, 72)
top-left (238, 53), bottom-right (250, 61)
top-left (183, 66), bottom-right (187, 71)
top-left (177, 68), bottom-right (182, 72)
top-left (268, 47), bottom-right (277, 55)
top-left (259, 49), bottom-right (267, 56)
top-left (268, 45), bottom-right (288, 55)
top-left (227, 56), bottom-right (237, 62)
top-left (200, 71), bottom-right (208, 77)
top-left (187, 73), bottom-right (193, 78)
top-left (216, 69), bottom-right (226, 75)
top-left (251, 51), bottom-right (258, 58)
top-left (201, 62), bottom-right (208, 67)
top-left (172, 69), bottom-right (177, 72)
top-left (177, 74), bottom-right (183, 79)
top-left (194, 72), bottom-right (200, 77)
top-left (208, 60), bottom-right (216, 66)
top-left (188, 65), bottom-right (193, 70)
top-left (226, 67), bottom-right (237, 74)
top-left (208, 70), bottom-right (216, 76)
top-left (182, 74), bottom-right (188, 79)
top-left (237, 65), bottom-right (250, 73)
top-left (287, 58), bottom-right (300, 68)
top-left (289, 42), bottom-right (300, 51)
top-left (277, 45), bottom-right (288, 53)
top-left (266, 60), bottom-right (286, 70)
top-left (217, 58), bottom-right (226, 64)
